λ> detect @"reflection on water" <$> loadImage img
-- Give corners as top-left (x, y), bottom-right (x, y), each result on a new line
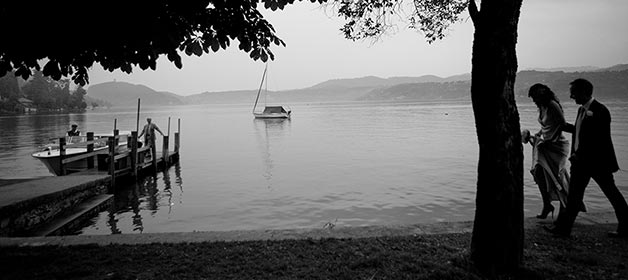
top-left (80, 162), bottom-right (184, 235)
top-left (253, 118), bottom-right (291, 189)
top-left (3, 101), bottom-right (628, 234)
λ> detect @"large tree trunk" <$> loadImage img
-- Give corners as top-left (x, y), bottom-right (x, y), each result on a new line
top-left (468, 0), bottom-right (524, 276)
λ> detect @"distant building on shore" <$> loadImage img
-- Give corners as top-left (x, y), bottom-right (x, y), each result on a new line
top-left (16, 97), bottom-right (36, 113)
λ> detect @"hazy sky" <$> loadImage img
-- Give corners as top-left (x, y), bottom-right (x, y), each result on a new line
top-left (87, 0), bottom-right (628, 95)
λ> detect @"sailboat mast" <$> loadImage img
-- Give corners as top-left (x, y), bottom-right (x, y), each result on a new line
top-left (252, 64), bottom-right (268, 114)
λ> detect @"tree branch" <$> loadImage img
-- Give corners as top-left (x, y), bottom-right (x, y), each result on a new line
top-left (469, 0), bottom-right (479, 25)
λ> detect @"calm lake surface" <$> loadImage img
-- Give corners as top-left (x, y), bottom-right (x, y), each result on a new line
top-left (1, 100), bottom-right (627, 235)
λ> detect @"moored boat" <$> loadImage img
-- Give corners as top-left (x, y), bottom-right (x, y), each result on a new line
top-left (32, 133), bottom-right (129, 175)
top-left (252, 64), bottom-right (291, 119)
top-left (253, 106), bottom-right (291, 119)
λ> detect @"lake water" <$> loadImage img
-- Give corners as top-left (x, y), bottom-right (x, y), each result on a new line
top-left (1, 100), bottom-right (627, 235)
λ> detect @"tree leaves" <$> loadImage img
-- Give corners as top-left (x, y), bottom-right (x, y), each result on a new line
top-left (0, 0), bottom-right (302, 85)
top-left (334, 0), bottom-right (467, 44)
top-left (184, 40), bottom-right (204, 56)
top-left (15, 65), bottom-right (32, 80)
top-left (43, 61), bottom-right (62, 81)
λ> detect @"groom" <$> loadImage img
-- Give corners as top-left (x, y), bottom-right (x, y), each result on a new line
top-left (546, 78), bottom-right (628, 238)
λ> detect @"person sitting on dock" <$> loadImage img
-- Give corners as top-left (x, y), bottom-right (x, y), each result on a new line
top-left (139, 117), bottom-right (164, 148)
top-left (67, 124), bottom-right (80, 136)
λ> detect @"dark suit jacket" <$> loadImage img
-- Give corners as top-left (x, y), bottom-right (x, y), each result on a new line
top-left (563, 99), bottom-right (619, 173)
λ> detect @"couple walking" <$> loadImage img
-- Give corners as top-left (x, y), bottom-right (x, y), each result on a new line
top-left (524, 78), bottom-right (628, 238)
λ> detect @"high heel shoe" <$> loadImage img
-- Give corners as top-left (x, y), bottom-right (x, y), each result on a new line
top-left (536, 205), bottom-right (555, 219)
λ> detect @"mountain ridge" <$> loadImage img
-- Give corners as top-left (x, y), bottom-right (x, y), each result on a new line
top-left (87, 64), bottom-right (628, 106)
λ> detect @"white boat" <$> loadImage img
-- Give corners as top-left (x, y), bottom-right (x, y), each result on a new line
top-left (252, 64), bottom-right (291, 119)
top-left (254, 106), bottom-right (291, 119)
top-left (32, 133), bottom-right (129, 176)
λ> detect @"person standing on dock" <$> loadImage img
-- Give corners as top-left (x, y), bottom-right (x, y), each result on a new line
top-left (139, 117), bottom-right (164, 148)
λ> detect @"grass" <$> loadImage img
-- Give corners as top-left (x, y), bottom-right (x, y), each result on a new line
top-left (1, 223), bottom-right (627, 279)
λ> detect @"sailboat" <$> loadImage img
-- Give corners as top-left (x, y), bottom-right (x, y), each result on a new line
top-left (252, 64), bottom-right (291, 119)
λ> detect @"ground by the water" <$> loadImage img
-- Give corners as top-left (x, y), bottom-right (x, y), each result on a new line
top-left (1, 222), bottom-right (626, 280)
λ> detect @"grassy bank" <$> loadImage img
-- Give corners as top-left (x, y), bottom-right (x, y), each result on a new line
top-left (1, 223), bottom-right (626, 279)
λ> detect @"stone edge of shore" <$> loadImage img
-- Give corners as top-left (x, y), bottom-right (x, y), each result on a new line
top-left (0, 211), bottom-right (617, 247)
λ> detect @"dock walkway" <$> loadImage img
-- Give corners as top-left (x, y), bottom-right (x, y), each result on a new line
top-left (0, 174), bottom-right (109, 210)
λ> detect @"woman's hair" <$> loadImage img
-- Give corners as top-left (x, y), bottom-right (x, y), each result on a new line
top-left (528, 83), bottom-right (562, 109)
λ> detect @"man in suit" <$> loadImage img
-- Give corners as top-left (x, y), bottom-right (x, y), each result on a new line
top-left (139, 117), bottom-right (164, 148)
top-left (545, 78), bottom-right (628, 238)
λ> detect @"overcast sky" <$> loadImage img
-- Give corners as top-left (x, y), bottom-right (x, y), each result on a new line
top-left (87, 0), bottom-right (628, 95)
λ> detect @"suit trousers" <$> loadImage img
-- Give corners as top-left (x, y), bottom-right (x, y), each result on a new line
top-left (558, 162), bottom-right (628, 233)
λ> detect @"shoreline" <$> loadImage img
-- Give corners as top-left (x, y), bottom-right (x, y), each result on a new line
top-left (0, 211), bottom-right (618, 247)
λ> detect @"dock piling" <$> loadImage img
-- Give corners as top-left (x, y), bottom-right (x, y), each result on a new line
top-left (174, 132), bottom-right (180, 153)
top-left (87, 132), bottom-right (94, 169)
top-left (151, 137), bottom-right (157, 173)
top-left (130, 131), bottom-right (138, 178)
top-left (175, 118), bottom-right (180, 153)
top-left (108, 136), bottom-right (116, 193)
top-left (113, 129), bottom-right (119, 146)
top-left (162, 136), bottom-right (169, 166)
top-left (58, 137), bottom-right (66, 176)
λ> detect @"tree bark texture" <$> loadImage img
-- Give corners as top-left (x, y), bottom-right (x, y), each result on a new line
top-left (468, 0), bottom-right (524, 276)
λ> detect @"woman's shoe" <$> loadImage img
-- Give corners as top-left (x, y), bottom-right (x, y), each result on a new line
top-left (536, 205), bottom-right (555, 219)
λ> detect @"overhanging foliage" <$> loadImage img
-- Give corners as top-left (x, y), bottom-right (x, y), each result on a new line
top-left (0, 0), bottom-right (323, 85)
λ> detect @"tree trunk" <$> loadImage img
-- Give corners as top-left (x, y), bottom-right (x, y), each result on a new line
top-left (468, 0), bottom-right (524, 276)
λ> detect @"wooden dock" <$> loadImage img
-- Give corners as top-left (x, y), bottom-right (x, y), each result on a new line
top-left (0, 127), bottom-right (181, 237)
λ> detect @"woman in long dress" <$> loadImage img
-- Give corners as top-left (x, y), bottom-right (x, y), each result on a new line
top-left (523, 84), bottom-right (572, 219)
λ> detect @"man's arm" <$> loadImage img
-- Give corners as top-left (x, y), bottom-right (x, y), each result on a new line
top-left (562, 122), bottom-right (575, 134)
top-left (154, 124), bottom-right (164, 135)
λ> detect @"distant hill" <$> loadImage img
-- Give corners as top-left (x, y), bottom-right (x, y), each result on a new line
top-left (84, 95), bottom-right (111, 108)
top-left (523, 64), bottom-right (628, 73)
top-left (358, 81), bottom-right (471, 101)
top-left (87, 65), bottom-right (627, 106)
top-left (184, 90), bottom-right (257, 105)
top-left (309, 73), bottom-right (469, 89)
top-left (357, 69), bottom-right (628, 102)
top-left (87, 81), bottom-right (185, 107)
top-left (182, 86), bottom-right (372, 104)
top-left (597, 64), bottom-right (628, 72)
top-left (523, 66), bottom-right (600, 72)
top-left (513, 69), bottom-right (628, 101)
top-left (157, 91), bottom-right (186, 103)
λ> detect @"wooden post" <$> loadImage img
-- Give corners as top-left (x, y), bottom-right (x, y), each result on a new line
top-left (174, 132), bottom-right (180, 153)
top-left (136, 98), bottom-right (141, 133)
top-left (59, 137), bottom-right (66, 176)
top-left (162, 135), bottom-right (169, 166)
top-left (130, 131), bottom-right (138, 178)
top-left (113, 129), bottom-right (119, 146)
top-left (108, 136), bottom-right (116, 193)
top-left (87, 132), bottom-right (94, 169)
top-left (151, 136), bottom-right (157, 173)
top-left (167, 117), bottom-right (171, 136)
top-left (174, 118), bottom-right (180, 157)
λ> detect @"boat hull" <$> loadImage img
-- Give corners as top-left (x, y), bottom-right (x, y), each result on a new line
top-left (253, 112), bottom-right (291, 119)
top-left (32, 148), bottom-right (106, 176)
top-left (32, 134), bottom-right (129, 176)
